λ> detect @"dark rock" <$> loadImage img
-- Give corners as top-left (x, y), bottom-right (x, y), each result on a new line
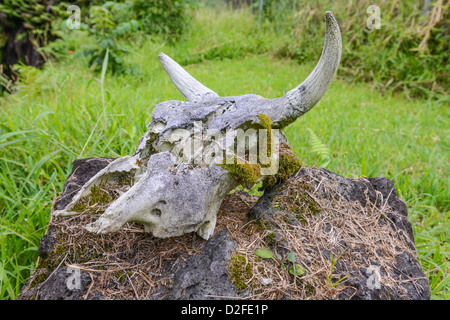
top-left (37, 225), bottom-right (58, 259)
top-left (367, 177), bottom-right (413, 241)
top-left (55, 157), bottom-right (115, 211)
top-left (161, 230), bottom-right (238, 300)
top-left (251, 168), bottom-right (414, 244)
top-left (18, 266), bottom-right (93, 300)
top-left (36, 267), bottom-right (92, 300)
top-left (36, 157), bottom-right (115, 260)
top-left (20, 160), bottom-right (430, 300)
top-left (249, 167), bottom-right (430, 300)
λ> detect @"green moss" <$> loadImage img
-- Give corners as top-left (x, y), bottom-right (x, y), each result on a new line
top-left (307, 199), bottom-right (321, 215)
top-left (266, 178), bottom-right (322, 225)
top-left (220, 114), bottom-right (302, 191)
top-left (258, 113), bottom-right (273, 159)
top-left (258, 113), bottom-right (273, 130)
top-left (298, 194), bottom-right (321, 215)
top-left (263, 231), bottom-right (277, 246)
top-left (29, 235), bottom-right (68, 289)
top-left (287, 193), bottom-right (322, 224)
top-left (220, 113), bottom-right (276, 189)
top-left (255, 219), bottom-right (267, 233)
top-left (114, 270), bottom-right (132, 283)
top-left (261, 143), bottom-right (303, 191)
top-left (228, 254), bottom-right (254, 292)
top-left (73, 184), bottom-right (112, 213)
top-left (220, 155), bottom-right (261, 188)
top-left (28, 270), bottom-right (50, 289)
top-left (115, 171), bottom-right (135, 187)
top-left (72, 202), bottom-right (88, 213)
top-left (255, 219), bottom-right (278, 246)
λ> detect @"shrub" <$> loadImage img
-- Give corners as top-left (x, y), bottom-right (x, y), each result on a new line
top-left (83, 1), bottom-right (140, 74)
top-left (201, 0), bottom-right (448, 100)
top-left (132, 0), bottom-right (193, 42)
top-left (270, 0), bottom-right (449, 100)
top-left (0, 0), bottom-right (67, 88)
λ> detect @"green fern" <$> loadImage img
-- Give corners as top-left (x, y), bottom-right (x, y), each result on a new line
top-left (307, 128), bottom-right (331, 168)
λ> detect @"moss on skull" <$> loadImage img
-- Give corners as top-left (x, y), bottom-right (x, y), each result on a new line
top-left (258, 113), bottom-right (273, 158)
top-left (220, 155), bottom-right (261, 188)
top-left (220, 113), bottom-right (302, 190)
top-left (261, 143), bottom-right (303, 191)
top-left (72, 185), bottom-right (112, 213)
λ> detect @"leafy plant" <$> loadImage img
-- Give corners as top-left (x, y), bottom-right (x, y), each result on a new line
top-left (254, 248), bottom-right (306, 277)
top-left (289, 264), bottom-right (305, 276)
top-left (272, 0), bottom-right (449, 100)
top-left (285, 252), bottom-right (305, 276)
top-left (307, 128), bottom-right (331, 168)
top-left (0, 0), bottom-right (68, 87)
top-left (254, 248), bottom-right (275, 259)
top-left (132, 0), bottom-right (193, 42)
top-left (84, 1), bottom-right (141, 74)
top-left (82, 0), bottom-right (194, 74)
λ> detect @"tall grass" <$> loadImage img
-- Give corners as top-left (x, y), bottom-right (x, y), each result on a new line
top-left (210, 0), bottom-right (450, 100)
top-left (0, 5), bottom-right (448, 299)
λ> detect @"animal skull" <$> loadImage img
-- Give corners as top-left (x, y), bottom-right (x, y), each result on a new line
top-left (53, 12), bottom-right (342, 240)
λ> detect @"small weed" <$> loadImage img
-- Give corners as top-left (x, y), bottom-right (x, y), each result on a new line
top-left (326, 250), bottom-right (348, 289)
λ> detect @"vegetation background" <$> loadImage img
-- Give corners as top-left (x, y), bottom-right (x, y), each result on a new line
top-left (0, 0), bottom-right (448, 299)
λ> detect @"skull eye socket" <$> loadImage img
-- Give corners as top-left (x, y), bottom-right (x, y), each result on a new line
top-left (151, 208), bottom-right (162, 217)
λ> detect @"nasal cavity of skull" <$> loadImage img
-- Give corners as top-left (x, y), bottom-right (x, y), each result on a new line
top-left (151, 200), bottom-right (166, 217)
top-left (151, 209), bottom-right (162, 217)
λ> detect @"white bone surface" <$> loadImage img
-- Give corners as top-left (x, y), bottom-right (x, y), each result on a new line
top-left (53, 12), bottom-right (341, 240)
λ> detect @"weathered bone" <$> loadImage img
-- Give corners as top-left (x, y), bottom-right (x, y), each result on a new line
top-left (159, 52), bottom-right (219, 102)
top-left (53, 12), bottom-right (342, 240)
top-left (282, 11), bottom-right (342, 123)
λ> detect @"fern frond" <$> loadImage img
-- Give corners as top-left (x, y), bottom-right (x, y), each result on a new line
top-left (307, 128), bottom-right (331, 168)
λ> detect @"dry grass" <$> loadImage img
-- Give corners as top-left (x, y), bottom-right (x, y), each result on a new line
top-left (37, 215), bottom-right (206, 300)
top-left (228, 173), bottom-right (425, 300)
top-left (23, 190), bottom-right (258, 300)
top-left (23, 171), bottom-right (425, 300)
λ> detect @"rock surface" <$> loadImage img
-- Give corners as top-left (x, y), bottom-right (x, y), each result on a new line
top-left (30, 267), bottom-right (93, 300)
top-left (250, 167), bottom-right (430, 300)
top-left (19, 159), bottom-right (430, 300)
top-left (55, 157), bottom-right (115, 211)
top-left (161, 230), bottom-right (238, 300)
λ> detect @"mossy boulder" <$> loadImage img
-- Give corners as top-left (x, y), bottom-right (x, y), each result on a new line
top-left (19, 159), bottom-right (430, 300)
top-left (249, 167), bottom-right (430, 300)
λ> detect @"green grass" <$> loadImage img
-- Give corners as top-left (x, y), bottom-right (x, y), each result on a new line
top-left (0, 7), bottom-right (448, 300)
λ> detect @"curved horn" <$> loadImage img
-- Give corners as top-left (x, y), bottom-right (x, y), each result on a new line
top-left (159, 53), bottom-right (219, 102)
top-left (278, 11), bottom-right (342, 122)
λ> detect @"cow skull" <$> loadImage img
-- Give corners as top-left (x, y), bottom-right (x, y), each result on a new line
top-left (53, 12), bottom-right (342, 240)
